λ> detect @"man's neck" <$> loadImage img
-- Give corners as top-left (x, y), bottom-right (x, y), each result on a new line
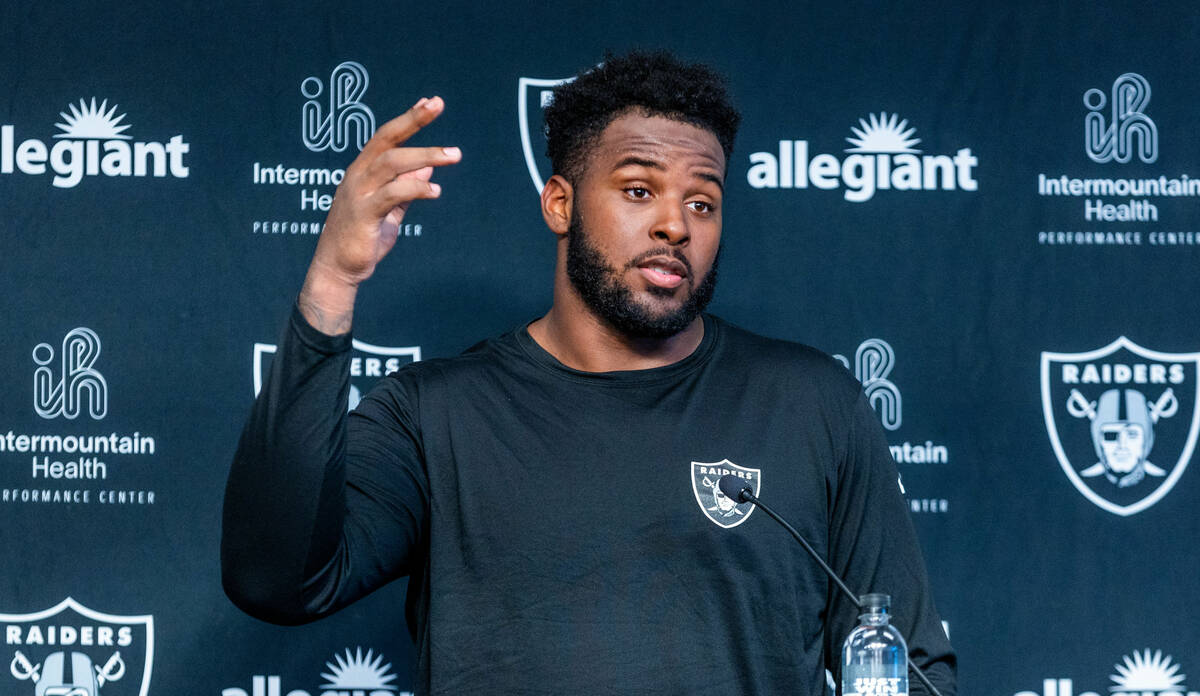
top-left (527, 299), bottom-right (705, 373)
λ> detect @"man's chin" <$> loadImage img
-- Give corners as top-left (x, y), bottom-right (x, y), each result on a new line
top-left (634, 290), bottom-right (685, 310)
top-left (616, 306), bottom-right (701, 340)
top-left (632, 297), bottom-right (695, 322)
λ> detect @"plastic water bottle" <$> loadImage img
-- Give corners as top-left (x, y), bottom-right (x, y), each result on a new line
top-left (842, 593), bottom-right (909, 696)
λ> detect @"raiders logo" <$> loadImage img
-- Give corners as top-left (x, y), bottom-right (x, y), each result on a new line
top-left (253, 339), bottom-right (420, 411)
top-left (1041, 337), bottom-right (1200, 516)
top-left (691, 459), bottom-right (761, 528)
top-left (2, 598), bottom-right (153, 696)
top-left (517, 75), bottom-right (574, 193)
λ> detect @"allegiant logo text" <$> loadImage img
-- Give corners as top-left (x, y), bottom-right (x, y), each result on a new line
top-left (747, 112), bottom-right (977, 202)
top-left (1, 98), bottom-right (189, 188)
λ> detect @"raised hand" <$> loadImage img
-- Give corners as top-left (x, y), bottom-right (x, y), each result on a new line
top-left (299, 96), bottom-right (461, 334)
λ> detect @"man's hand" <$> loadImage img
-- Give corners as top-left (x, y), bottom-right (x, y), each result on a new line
top-left (299, 96), bottom-right (461, 335)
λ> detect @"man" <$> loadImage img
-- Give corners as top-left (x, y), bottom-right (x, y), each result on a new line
top-left (223, 51), bottom-right (956, 695)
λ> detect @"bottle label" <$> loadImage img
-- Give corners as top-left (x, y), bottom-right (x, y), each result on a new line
top-left (846, 677), bottom-right (907, 696)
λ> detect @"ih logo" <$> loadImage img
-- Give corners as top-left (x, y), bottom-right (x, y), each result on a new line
top-left (3, 598), bottom-right (153, 696)
top-left (835, 338), bottom-right (901, 431)
top-left (1041, 337), bottom-right (1199, 516)
top-left (302, 61), bottom-right (375, 153)
top-left (1084, 73), bottom-right (1158, 164)
top-left (517, 75), bottom-right (575, 193)
top-left (690, 459), bottom-right (760, 529)
top-left (33, 328), bottom-right (107, 421)
top-left (253, 339), bottom-right (420, 410)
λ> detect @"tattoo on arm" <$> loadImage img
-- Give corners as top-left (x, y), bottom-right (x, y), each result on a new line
top-left (298, 290), bottom-right (353, 336)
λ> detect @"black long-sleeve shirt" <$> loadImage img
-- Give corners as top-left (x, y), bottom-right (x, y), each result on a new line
top-left (223, 306), bottom-right (956, 695)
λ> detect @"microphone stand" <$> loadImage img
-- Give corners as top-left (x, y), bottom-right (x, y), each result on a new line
top-left (729, 481), bottom-right (944, 696)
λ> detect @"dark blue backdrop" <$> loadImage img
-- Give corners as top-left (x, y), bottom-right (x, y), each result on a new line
top-left (2, 3), bottom-right (1198, 695)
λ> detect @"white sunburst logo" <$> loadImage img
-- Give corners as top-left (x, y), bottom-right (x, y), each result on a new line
top-left (845, 112), bottom-right (922, 154)
top-left (1012, 649), bottom-right (1197, 696)
top-left (1111, 649), bottom-right (1188, 693)
top-left (54, 98), bottom-right (132, 140)
top-left (320, 647), bottom-right (399, 692)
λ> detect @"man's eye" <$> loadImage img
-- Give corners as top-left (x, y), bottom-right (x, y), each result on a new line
top-left (626, 187), bottom-right (649, 198)
top-left (688, 200), bottom-right (713, 213)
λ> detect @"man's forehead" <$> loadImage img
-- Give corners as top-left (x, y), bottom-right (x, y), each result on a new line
top-left (598, 113), bottom-right (725, 170)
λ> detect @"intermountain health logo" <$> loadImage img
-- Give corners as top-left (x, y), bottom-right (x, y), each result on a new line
top-left (1, 329), bottom-right (158, 507)
top-left (746, 112), bottom-right (978, 202)
top-left (1084, 73), bottom-right (1157, 164)
top-left (836, 339), bottom-right (951, 514)
top-left (1, 98), bottom-right (189, 188)
top-left (302, 61), bottom-right (375, 153)
top-left (1036, 72), bottom-right (1200, 247)
top-left (834, 339), bottom-right (902, 431)
top-left (249, 60), bottom-right (422, 239)
top-left (1013, 648), bottom-right (1195, 696)
top-left (3, 597), bottom-right (153, 696)
top-left (34, 328), bottom-right (107, 421)
top-left (221, 647), bottom-right (408, 696)
top-left (517, 75), bottom-right (574, 193)
top-left (1041, 338), bottom-right (1199, 515)
top-left (253, 340), bottom-right (421, 410)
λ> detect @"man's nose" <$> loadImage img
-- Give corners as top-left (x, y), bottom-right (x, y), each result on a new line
top-left (650, 200), bottom-right (689, 245)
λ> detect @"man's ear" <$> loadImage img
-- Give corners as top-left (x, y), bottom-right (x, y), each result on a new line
top-left (541, 174), bottom-right (573, 236)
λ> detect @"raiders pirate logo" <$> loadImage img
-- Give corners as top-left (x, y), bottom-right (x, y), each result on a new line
top-left (517, 75), bottom-right (575, 193)
top-left (691, 459), bottom-right (760, 528)
top-left (1041, 337), bottom-right (1200, 516)
top-left (2, 597), bottom-right (153, 696)
top-left (253, 339), bottom-right (420, 411)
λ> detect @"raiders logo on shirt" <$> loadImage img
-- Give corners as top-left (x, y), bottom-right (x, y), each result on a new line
top-left (690, 459), bottom-right (760, 528)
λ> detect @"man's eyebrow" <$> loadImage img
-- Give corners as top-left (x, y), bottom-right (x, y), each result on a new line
top-left (613, 156), bottom-right (725, 192)
top-left (613, 156), bottom-right (665, 171)
top-left (696, 171), bottom-right (724, 192)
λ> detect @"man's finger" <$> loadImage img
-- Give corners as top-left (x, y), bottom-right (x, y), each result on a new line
top-left (359, 96), bottom-right (446, 160)
top-left (365, 175), bottom-right (442, 217)
top-left (361, 145), bottom-right (461, 189)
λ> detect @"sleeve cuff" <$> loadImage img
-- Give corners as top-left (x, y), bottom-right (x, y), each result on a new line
top-left (289, 301), bottom-right (353, 354)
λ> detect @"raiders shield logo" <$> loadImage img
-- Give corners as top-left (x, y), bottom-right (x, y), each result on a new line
top-left (1041, 337), bottom-right (1200, 516)
top-left (2, 597), bottom-right (153, 696)
top-left (253, 339), bottom-right (421, 410)
top-left (517, 75), bottom-right (574, 193)
top-left (691, 459), bottom-right (761, 528)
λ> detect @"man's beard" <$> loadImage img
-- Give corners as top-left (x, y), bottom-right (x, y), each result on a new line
top-left (565, 210), bottom-right (719, 340)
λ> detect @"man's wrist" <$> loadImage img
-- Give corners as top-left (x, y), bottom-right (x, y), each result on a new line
top-left (298, 264), bottom-right (359, 336)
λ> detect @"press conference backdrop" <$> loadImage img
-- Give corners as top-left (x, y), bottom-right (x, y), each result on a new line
top-left (2, 2), bottom-right (1198, 694)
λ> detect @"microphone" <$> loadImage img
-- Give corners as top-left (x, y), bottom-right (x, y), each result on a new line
top-left (716, 475), bottom-right (944, 696)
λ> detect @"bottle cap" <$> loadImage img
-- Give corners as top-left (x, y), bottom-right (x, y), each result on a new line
top-left (860, 593), bottom-right (891, 610)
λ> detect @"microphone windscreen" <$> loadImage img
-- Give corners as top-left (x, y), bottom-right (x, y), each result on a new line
top-left (718, 474), bottom-right (752, 502)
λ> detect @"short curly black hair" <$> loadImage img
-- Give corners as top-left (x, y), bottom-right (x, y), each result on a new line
top-left (544, 50), bottom-right (740, 185)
